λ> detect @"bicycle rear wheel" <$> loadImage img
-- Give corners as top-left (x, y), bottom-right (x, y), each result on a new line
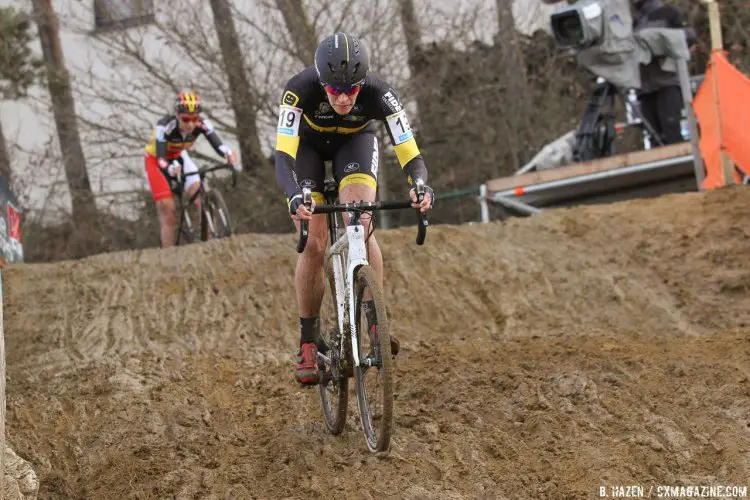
top-left (353, 265), bottom-right (393, 453)
top-left (201, 190), bottom-right (232, 241)
top-left (317, 252), bottom-right (349, 434)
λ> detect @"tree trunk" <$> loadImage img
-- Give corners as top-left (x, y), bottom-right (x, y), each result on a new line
top-left (495, 0), bottom-right (529, 171)
top-left (495, 0), bottom-right (525, 72)
top-left (209, 0), bottom-right (265, 174)
top-left (0, 119), bottom-right (11, 183)
top-left (275, 0), bottom-right (318, 65)
top-left (397, 0), bottom-right (423, 72)
top-left (31, 0), bottom-right (97, 224)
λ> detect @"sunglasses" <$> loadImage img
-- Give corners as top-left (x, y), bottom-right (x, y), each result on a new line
top-left (324, 84), bottom-right (362, 97)
top-left (178, 114), bottom-right (200, 123)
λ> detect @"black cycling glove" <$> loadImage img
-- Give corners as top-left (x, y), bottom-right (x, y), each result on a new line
top-left (411, 183), bottom-right (435, 207)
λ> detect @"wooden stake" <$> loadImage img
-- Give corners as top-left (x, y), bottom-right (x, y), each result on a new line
top-left (702, 0), bottom-right (736, 185)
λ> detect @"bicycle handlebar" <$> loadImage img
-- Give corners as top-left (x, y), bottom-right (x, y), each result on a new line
top-left (296, 180), bottom-right (429, 254)
top-left (182, 162), bottom-right (236, 178)
top-left (176, 162), bottom-right (238, 190)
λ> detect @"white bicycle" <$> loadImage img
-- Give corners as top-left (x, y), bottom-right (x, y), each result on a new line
top-left (295, 179), bottom-right (428, 454)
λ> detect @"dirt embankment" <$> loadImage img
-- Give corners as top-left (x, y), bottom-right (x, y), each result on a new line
top-left (3, 187), bottom-right (750, 499)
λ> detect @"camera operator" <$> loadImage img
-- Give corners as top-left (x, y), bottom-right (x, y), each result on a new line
top-left (631, 0), bottom-right (696, 145)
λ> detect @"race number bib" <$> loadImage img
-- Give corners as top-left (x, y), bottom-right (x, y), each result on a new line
top-left (386, 110), bottom-right (414, 145)
top-left (277, 105), bottom-right (303, 136)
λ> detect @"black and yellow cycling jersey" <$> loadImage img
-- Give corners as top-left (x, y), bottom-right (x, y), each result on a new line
top-left (144, 114), bottom-right (227, 161)
top-left (274, 66), bottom-right (428, 199)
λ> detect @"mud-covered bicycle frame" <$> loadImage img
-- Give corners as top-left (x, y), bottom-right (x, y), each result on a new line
top-left (296, 180), bottom-right (428, 369)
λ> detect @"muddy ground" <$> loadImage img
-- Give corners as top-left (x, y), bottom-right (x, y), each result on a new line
top-left (3, 187), bottom-right (750, 499)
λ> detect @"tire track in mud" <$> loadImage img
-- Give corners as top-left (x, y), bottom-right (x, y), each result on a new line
top-left (4, 187), bottom-right (750, 498)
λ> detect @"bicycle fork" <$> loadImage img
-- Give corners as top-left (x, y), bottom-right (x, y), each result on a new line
top-left (345, 214), bottom-right (369, 368)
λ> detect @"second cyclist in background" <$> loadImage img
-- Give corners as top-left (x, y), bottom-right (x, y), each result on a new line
top-left (144, 91), bottom-right (239, 248)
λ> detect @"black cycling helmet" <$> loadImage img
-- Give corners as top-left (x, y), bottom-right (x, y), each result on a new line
top-left (314, 32), bottom-right (369, 87)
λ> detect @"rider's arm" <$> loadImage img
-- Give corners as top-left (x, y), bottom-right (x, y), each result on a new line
top-left (153, 117), bottom-right (174, 166)
top-left (375, 83), bottom-right (428, 186)
top-left (199, 119), bottom-right (233, 158)
top-left (274, 81), bottom-right (307, 200)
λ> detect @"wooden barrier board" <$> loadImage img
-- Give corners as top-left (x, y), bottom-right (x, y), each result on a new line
top-left (486, 142), bottom-right (693, 193)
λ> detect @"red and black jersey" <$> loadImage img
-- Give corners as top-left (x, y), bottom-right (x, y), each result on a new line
top-left (144, 115), bottom-right (226, 161)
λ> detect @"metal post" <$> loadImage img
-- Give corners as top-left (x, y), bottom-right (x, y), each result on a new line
top-left (479, 184), bottom-right (489, 223)
top-left (676, 58), bottom-right (705, 188)
top-left (491, 194), bottom-right (542, 215)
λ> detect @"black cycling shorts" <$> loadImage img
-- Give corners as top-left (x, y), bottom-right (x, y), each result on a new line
top-left (294, 131), bottom-right (379, 203)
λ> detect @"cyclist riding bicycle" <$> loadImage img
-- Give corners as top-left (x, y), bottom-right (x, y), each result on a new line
top-left (144, 91), bottom-right (240, 248)
top-left (274, 32), bottom-right (434, 385)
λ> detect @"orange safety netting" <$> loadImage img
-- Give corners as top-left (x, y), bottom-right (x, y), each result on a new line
top-left (693, 51), bottom-right (750, 189)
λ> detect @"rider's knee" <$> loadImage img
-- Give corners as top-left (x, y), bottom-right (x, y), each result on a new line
top-left (156, 200), bottom-right (176, 223)
top-left (303, 231), bottom-right (327, 258)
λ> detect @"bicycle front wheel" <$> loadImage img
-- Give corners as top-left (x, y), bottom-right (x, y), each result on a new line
top-left (318, 251), bottom-right (349, 434)
top-left (201, 190), bottom-right (232, 241)
top-left (175, 206), bottom-right (197, 246)
top-left (353, 265), bottom-right (393, 453)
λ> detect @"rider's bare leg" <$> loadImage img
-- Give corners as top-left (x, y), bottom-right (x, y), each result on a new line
top-left (293, 213), bottom-right (328, 320)
top-left (156, 198), bottom-right (177, 248)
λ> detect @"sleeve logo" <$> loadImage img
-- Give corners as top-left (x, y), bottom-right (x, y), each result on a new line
top-left (382, 90), bottom-right (402, 113)
top-left (282, 90), bottom-right (300, 107)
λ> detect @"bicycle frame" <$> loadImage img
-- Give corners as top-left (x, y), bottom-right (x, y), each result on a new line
top-left (173, 162), bottom-right (237, 244)
top-left (328, 211), bottom-right (370, 367)
top-left (298, 181), bottom-right (428, 368)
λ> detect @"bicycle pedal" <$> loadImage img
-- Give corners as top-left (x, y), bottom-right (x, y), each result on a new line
top-left (297, 370), bottom-right (324, 388)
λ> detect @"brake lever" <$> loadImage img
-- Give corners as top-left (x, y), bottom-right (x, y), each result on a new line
top-left (414, 179), bottom-right (428, 246)
top-left (296, 187), bottom-right (313, 253)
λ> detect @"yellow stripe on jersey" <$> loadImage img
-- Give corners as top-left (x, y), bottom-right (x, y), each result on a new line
top-left (394, 137), bottom-right (420, 167)
top-left (303, 115), bottom-right (371, 134)
top-left (144, 128), bottom-right (157, 155)
top-left (339, 173), bottom-right (377, 191)
top-left (276, 133), bottom-right (300, 159)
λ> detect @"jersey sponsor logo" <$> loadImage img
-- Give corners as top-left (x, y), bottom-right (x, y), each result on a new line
top-left (314, 102), bottom-right (335, 119)
top-left (282, 90), bottom-right (300, 107)
top-left (343, 115), bottom-right (365, 121)
top-left (344, 162), bottom-right (360, 173)
top-left (382, 90), bottom-right (402, 113)
top-left (299, 179), bottom-right (316, 189)
top-left (371, 136), bottom-right (379, 178)
top-left (316, 102), bottom-right (332, 115)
